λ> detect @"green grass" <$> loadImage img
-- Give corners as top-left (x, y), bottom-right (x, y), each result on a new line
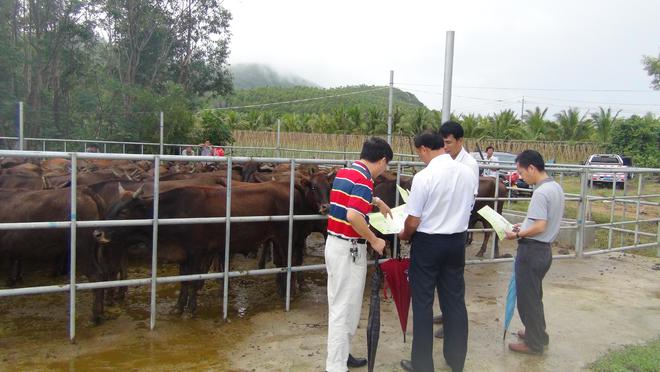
top-left (589, 338), bottom-right (660, 372)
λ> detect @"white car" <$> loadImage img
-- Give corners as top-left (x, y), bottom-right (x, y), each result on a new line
top-left (585, 154), bottom-right (628, 189)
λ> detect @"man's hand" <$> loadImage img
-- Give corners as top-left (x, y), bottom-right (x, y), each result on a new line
top-left (504, 230), bottom-right (518, 240)
top-left (370, 237), bottom-right (386, 256)
top-left (372, 197), bottom-right (393, 219)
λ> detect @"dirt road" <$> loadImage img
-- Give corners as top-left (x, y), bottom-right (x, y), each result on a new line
top-left (1, 238), bottom-right (658, 371)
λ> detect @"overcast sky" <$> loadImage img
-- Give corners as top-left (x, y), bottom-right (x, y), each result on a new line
top-left (224, 0), bottom-right (659, 117)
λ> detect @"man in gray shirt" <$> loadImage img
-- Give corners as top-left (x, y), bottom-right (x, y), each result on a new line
top-left (505, 150), bottom-right (565, 355)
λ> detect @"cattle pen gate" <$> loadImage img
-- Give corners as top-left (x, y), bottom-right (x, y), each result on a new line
top-left (0, 146), bottom-right (658, 343)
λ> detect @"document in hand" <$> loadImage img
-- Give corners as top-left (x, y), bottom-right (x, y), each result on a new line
top-left (369, 205), bottom-right (406, 235)
top-left (477, 205), bottom-right (514, 240)
top-left (369, 186), bottom-right (410, 235)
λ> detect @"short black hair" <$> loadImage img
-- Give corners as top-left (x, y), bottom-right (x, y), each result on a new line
top-left (414, 130), bottom-right (444, 150)
top-left (486, 145), bottom-right (494, 152)
top-left (515, 150), bottom-right (545, 171)
top-left (440, 121), bottom-right (464, 140)
top-left (360, 137), bottom-right (393, 163)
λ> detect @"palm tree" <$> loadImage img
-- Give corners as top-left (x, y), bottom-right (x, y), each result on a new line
top-left (460, 113), bottom-right (486, 138)
top-left (406, 107), bottom-right (430, 136)
top-left (591, 107), bottom-right (621, 143)
top-left (365, 107), bottom-right (384, 134)
top-left (555, 108), bottom-right (594, 141)
top-left (347, 106), bottom-right (362, 134)
top-left (484, 109), bottom-right (522, 139)
top-left (523, 106), bottom-right (557, 140)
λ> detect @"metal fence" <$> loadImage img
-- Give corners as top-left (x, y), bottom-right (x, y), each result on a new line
top-left (0, 148), bottom-right (657, 343)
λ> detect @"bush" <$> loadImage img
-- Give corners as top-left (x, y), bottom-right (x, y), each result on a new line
top-left (196, 110), bottom-right (234, 146)
top-left (608, 114), bottom-right (660, 168)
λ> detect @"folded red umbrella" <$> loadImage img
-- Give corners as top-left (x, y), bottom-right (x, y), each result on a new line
top-left (380, 257), bottom-right (411, 342)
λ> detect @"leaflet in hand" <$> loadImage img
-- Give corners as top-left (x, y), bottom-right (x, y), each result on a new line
top-left (476, 205), bottom-right (513, 240)
top-left (369, 205), bottom-right (406, 235)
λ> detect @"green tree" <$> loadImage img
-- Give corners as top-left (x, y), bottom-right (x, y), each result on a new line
top-left (460, 114), bottom-right (486, 138)
top-left (196, 109), bottom-right (234, 146)
top-left (608, 114), bottom-right (660, 168)
top-left (591, 107), bottom-right (621, 143)
top-left (523, 107), bottom-right (557, 140)
top-left (484, 110), bottom-right (522, 139)
top-left (642, 52), bottom-right (660, 90)
top-left (555, 108), bottom-right (593, 141)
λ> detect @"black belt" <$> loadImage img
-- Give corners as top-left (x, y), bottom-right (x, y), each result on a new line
top-left (333, 235), bottom-right (366, 244)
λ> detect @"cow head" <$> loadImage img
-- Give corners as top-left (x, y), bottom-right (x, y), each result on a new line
top-left (93, 183), bottom-right (149, 244)
top-left (299, 171), bottom-right (331, 215)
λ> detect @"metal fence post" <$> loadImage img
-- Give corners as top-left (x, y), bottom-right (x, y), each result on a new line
top-left (575, 170), bottom-right (588, 257)
top-left (285, 159), bottom-right (295, 311)
top-left (633, 175), bottom-right (644, 246)
top-left (150, 155), bottom-right (160, 330)
top-left (276, 119), bottom-right (281, 158)
top-left (18, 101), bottom-right (24, 150)
top-left (69, 153), bottom-right (78, 343)
top-left (222, 157), bottom-right (232, 320)
top-left (392, 163), bottom-right (402, 258)
top-left (159, 112), bottom-right (164, 155)
top-left (490, 169), bottom-right (501, 260)
top-left (607, 175), bottom-right (617, 250)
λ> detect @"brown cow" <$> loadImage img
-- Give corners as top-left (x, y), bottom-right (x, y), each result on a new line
top-left (94, 178), bottom-right (330, 315)
top-left (0, 187), bottom-right (109, 323)
top-left (469, 177), bottom-right (510, 258)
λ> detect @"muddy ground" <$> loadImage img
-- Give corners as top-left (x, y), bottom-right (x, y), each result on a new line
top-left (1, 235), bottom-right (658, 371)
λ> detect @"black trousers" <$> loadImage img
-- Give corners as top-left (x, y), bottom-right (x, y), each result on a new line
top-left (515, 238), bottom-right (552, 352)
top-left (410, 231), bottom-right (468, 372)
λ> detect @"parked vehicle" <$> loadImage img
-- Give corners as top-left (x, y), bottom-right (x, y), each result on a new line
top-left (584, 154), bottom-right (628, 189)
top-left (470, 151), bottom-right (530, 189)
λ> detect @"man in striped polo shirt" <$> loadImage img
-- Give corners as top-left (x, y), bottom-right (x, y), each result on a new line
top-left (325, 137), bottom-right (393, 372)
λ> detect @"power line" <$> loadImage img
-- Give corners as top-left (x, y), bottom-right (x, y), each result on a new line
top-left (395, 82), bottom-right (655, 93)
top-left (201, 87), bottom-right (388, 111)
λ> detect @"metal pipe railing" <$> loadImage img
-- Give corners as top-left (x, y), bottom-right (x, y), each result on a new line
top-left (0, 148), bottom-right (657, 343)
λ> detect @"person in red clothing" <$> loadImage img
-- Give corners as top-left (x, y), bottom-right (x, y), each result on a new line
top-left (324, 137), bottom-right (393, 372)
top-left (213, 145), bottom-right (225, 157)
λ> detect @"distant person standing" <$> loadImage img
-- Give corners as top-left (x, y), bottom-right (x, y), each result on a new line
top-left (200, 140), bottom-right (213, 157)
top-left (482, 146), bottom-right (500, 178)
top-left (181, 146), bottom-right (195, 156)
top-left (504, 150), bottom-right (565, 355)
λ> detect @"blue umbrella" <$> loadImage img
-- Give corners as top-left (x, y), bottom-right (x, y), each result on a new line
top-left (503, 259), bottom-right (516, 341)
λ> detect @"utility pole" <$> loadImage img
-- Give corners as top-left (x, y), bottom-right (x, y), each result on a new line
top-left (520, 96), bottom-right (525, 120)
top-left (441, 31), bottom-right (455, 125)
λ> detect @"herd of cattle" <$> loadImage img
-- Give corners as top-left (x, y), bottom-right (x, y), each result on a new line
top-left (0, 156), bottom-right (506, 323)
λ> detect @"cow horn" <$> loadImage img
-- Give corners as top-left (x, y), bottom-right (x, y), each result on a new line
top-left (111, 168), bottom-right (122, 177)
top-left (124, 169), bottom-right (133, 181)
top-left (118, 182), bottom-right (127, 195)
top-left (133, 184), bottom-right (145, 199)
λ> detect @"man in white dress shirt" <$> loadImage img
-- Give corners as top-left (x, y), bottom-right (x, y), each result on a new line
top-left (431, 121), bottom-right (480, 337)
top-left (398, 130), bottom-right (478, 372)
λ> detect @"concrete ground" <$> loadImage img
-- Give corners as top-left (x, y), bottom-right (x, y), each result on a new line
top-left (1, 237), bottom-right (658, 372)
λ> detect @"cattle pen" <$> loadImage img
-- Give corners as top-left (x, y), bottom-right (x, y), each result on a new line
top-left (0, 145), bottom-right (658, 346)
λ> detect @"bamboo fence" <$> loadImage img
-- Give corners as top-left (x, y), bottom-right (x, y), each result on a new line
top-left (232, 130), bottom-right (605, 164)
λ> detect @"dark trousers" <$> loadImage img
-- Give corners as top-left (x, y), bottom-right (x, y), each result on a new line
top-left (410, 231), bottom-right (468, 372)
top-left (515, 238), bottom-right (552, 352)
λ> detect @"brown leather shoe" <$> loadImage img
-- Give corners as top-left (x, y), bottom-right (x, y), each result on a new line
top-left (508, 342), bottom-right (542, 355)
top-left (517, 329), bottom-right (549, 346)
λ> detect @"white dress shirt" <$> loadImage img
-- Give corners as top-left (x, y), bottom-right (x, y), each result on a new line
top-left (483, 155), bottom-right (499, 178)
top-left (455, 147), bottom-right (480, 194)
top-left (404, 154), bottom-right (478, 234)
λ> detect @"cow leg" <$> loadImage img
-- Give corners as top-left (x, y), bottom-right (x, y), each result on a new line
top-left (92, 288), bottom-right (105, 325)
top-left (187, 254), bottom-right (212, 316)
top-left (174, 264), bottom-right (189, 315)
top-left (466, 231), bottom-right (473, 246)
top-left (476, 231), bottom-right (490, 257)
top-left (6, 259), bottom-right (22, 286)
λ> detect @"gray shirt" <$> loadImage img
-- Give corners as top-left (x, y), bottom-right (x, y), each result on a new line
top-left (521, 178), bottom-right (565, 243)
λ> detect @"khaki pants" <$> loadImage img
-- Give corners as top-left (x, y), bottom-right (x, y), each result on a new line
top-left (325, 235), bottom-right (367, 372)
